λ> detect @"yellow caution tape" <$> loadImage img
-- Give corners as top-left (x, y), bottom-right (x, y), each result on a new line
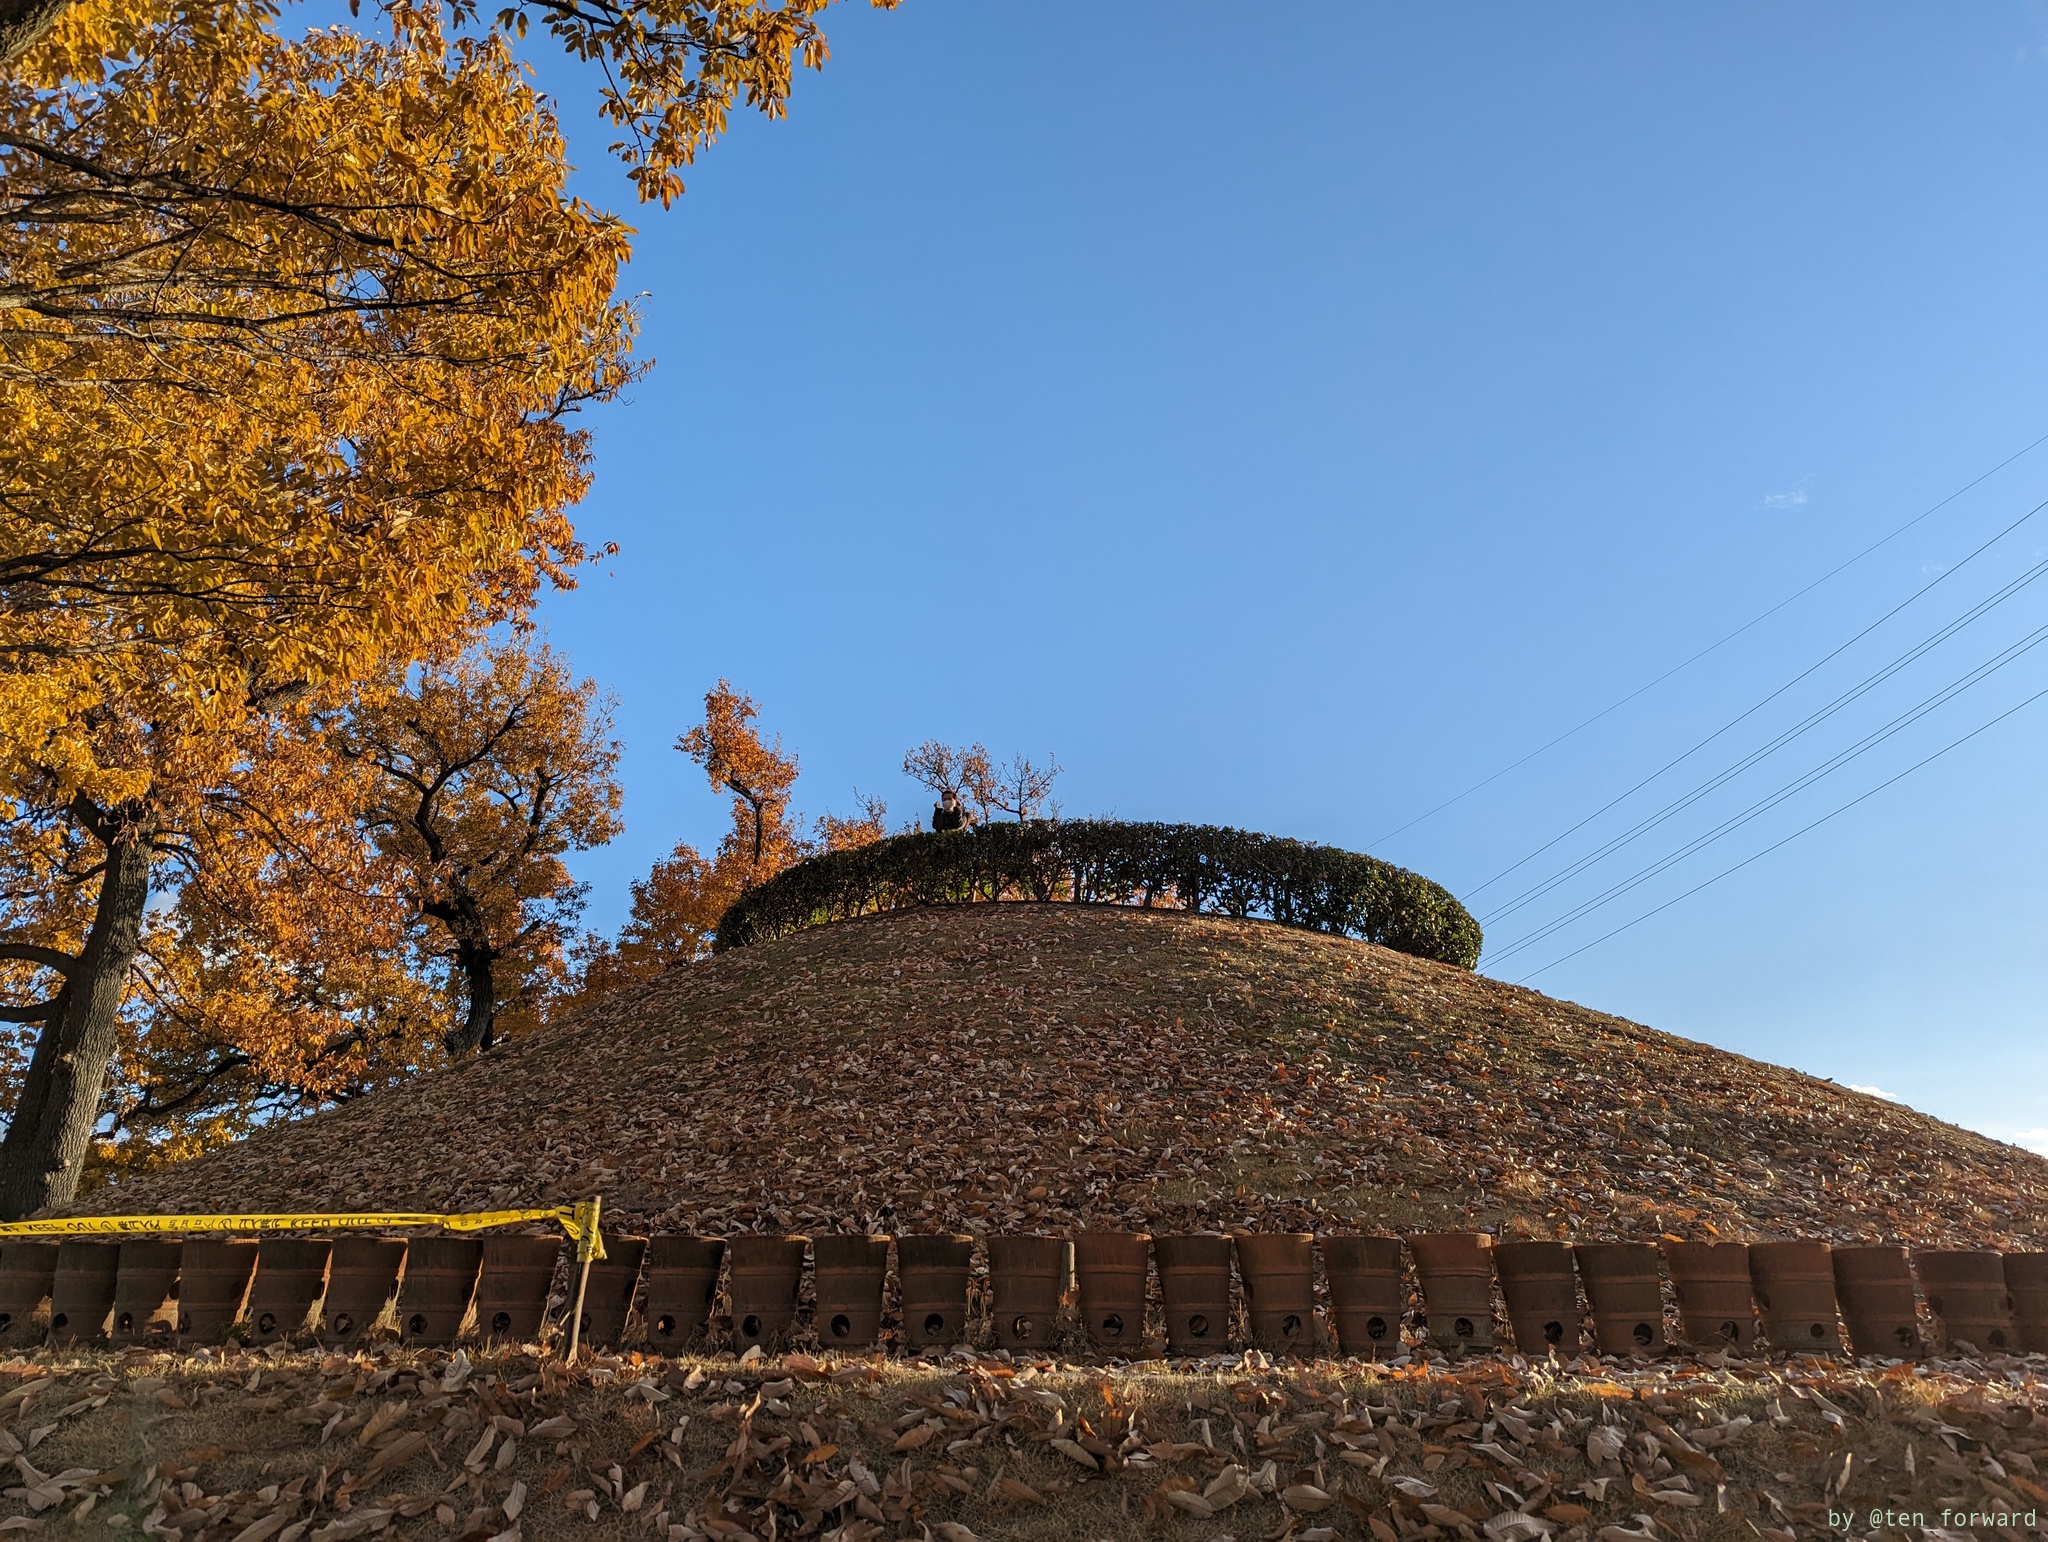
top-left (0, 1196), bottom-right (608, 1262)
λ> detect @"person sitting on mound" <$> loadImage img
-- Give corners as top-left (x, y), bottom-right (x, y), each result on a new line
top-left (931, 789), bottom-right (971, 832)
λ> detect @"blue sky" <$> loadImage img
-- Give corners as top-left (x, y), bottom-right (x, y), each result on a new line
top-left (530, 2), bottom-right (2048, 1152)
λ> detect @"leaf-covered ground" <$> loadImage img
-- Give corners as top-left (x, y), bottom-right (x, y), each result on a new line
top-left (0, 1337), bottom-right (2044, 1541)
top-left (87, 904), bottom-right (2047, 1247)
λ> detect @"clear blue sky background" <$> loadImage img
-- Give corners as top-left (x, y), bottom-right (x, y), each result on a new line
top-left (528, 2), bottom-right (2048, 1153)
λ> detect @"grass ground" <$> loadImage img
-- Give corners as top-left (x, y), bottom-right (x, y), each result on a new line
top-left (0, 1331), bottom-right (2041, 1542)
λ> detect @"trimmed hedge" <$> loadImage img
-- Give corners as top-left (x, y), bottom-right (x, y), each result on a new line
top-left (713, 820), bottom-right (1482, 968)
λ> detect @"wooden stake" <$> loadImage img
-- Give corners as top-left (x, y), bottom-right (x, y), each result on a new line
top-left (564, 1194), bottom-right (603, 1364)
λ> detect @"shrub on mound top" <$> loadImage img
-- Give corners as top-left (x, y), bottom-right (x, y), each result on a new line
top-left (713, 820), bottom-right (1483, 968)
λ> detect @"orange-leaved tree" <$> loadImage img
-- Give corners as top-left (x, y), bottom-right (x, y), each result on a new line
top-left (577, 682), bottom-right (885, 998)
top-left (70, 641), bottom-right (618, 1174)
top-left (335, 641), bottom-right (623, 1056)
top-left (0, 0), bottom-right (631, 1216)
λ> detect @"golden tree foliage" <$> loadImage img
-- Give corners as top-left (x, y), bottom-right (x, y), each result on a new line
top-left (577, 682), bottom-right (885, 999)
top-left (1, 0), bottom-right (634, 814)
top-left (81, 640), bottom-right (618, 1172)
top-left (0, 0), bottom-right (634, 1213)
top-left (2, 0), bottom-right (899, 210)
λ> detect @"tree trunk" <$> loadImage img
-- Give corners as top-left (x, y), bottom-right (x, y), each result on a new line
top-left (0, 0), bottom-right (75, 64)
top-left (0, 806), bottom-right (154, 1220)
top-left (442, 939), bottom-right (497, 1056)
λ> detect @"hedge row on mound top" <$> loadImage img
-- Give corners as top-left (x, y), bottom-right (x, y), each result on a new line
top-left (713, 820), bottom-right (1483, 968)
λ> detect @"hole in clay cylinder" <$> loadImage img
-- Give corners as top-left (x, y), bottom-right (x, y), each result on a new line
top-left (1188, 1313), bottom-right (1210, 1337)
top-left (50, 1313), bottom-right (67, 1330)
top-left (117, 1312), bottom-right (133, 1334)
top-left (332, 1313), bottom-right (355, 1335)
top-left (491, 1312), bottom-right (512, 1333)
top-left (1101, 1314), bottom-right (1124, 1338)
top-left (1366, 1316), bottom-right (1388, 1341)
top-left (1543, 1320), bottom-right (1563, 1344)
top-left (1808, 1322), bottom-right (1826, 1339)
top-left (1719, 1321), bottom-right (1740, 1341)
top-left (923, 1313), bottom-right (946, 1335)
top-left (1991, 1329), bottom-right (2009, 1349)
top-left (1633, 1322), bottom-right (1653, 1346)
top-left (1281, 1314), bottom-right (1302, 1338)
top-left (654, 1314), bottom-right (677, 1337)
top-left (830, 1314), bottom-right (852, 1339)
top-left (1453, 1316), bottom-right (1475, 1338)
top-left (407, 1313), bottom-right (427, 1336)
top-left (258, 1313), bottom-right (277, 1334)
top-left (1011, 1316), bottom-right (1033, 1339)
top-left (741, 1314), bottom-right (762, 1338)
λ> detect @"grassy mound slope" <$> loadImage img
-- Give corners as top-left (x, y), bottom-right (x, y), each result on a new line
top-left (91, 903), bottom-right (2047, 1247)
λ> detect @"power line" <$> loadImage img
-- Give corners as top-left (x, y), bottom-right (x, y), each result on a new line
top-left (1478, 537), bottom-right (2048, 927)
top-left (1466, 491), bottom-right (2048, 904)
top-left (1504, 677), bottom-right (2048, 984)
top-left (1367, 426), bottom-right (2048, 850)
top-left (1482, 616), bottom-right (2048, 965)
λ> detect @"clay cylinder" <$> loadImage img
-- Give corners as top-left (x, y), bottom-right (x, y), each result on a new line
top-left (0, 1243), bottom-right (58, 1345)
top-left (990, 1235), bottom-right (1068, 1352)
top-left (397, 1237), bottom-right (482, 1345)
top-left (112, 1239), bottom-right (181, 1343)
top-left (1073, 1233), bottom-right (1150, 1352)
top-left (897, 1234), bottom-right (972, 1351)
top-left (247, 1239), bottom-right (331, 1344)
top-left (1407, 1232), bottom-right (1494, 1352)
top-left (177, 1239), bottom-right (258, 1344)
top-left (1749, 1241), bottom-right (1842, 1353)
top-left (48, 1241), bottom-right (119, 1346)
top-left (1575, 1243), bottom-right (1665, 1355)
top-left (321, 1238), bottom-right (405, 1344)
top-left (728, 1235), bottom-right (807, 1353)
top-left (651, 1236), bottom-right (733, 1343)
top-left (2002, 1253), bottom-right (2048, 1354)
top-left (1494, 1240), bottom-right (1580, 1355)
top-left (1234, 1233), bottom-right (1315, 1353)
top-left (578, 1236), bottom-right (646, 1346)
top-left (1662, 1240), bottom-right (1758, 1351)
top-left (644, 1236), bottom-right (723, 1349)
top-left (1154, 1234), bottom-right (1233, 1355)
top-left (812, 1235), bottom-right (889, 1349)
top-left (1323, 1234), bottom-right (1406, 1359)
top-left (1832, 1246), bottom-right (1922, 1358)
top-left (1915, 1250), bottom-right (2015, 1355)
top-left (475, 1235), bottom-right (561, 1343)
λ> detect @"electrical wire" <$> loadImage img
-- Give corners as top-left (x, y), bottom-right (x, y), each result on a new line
top-left (1478, 538), bottom-right (2048, 927)
top-left (1483, 618), bottom-right (2048, 964)
top-left (1367, 427), bottom-right (2048, 850)
top-left (1508, 678), bottom-right (2048, 984)
top-left (1465, 491), bottom-right (2048, 903)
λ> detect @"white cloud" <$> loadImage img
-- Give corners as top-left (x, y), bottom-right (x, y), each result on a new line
top-left (1763, 476), bottom-right (1814, 511)
top-left (2002, 1128), bottom-right (2048, 1156)
top-left (1848, 1084), bottom-right (1901, 1102)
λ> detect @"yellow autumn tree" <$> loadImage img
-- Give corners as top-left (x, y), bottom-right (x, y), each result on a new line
top-left (4, 0), bottom-right (898, 208)
top-left (73, 640), bottom-right (618, 1176)
top-left (0, 0), bottom-right (634, 1216)
top-left (577, 682), bottom-right (885, 998)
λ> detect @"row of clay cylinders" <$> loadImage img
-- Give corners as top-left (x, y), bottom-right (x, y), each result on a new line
top-left (0, 1235), bottom-right (633, 1350)
top-left (1487, 1239), bottom-right (2048, 1359)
